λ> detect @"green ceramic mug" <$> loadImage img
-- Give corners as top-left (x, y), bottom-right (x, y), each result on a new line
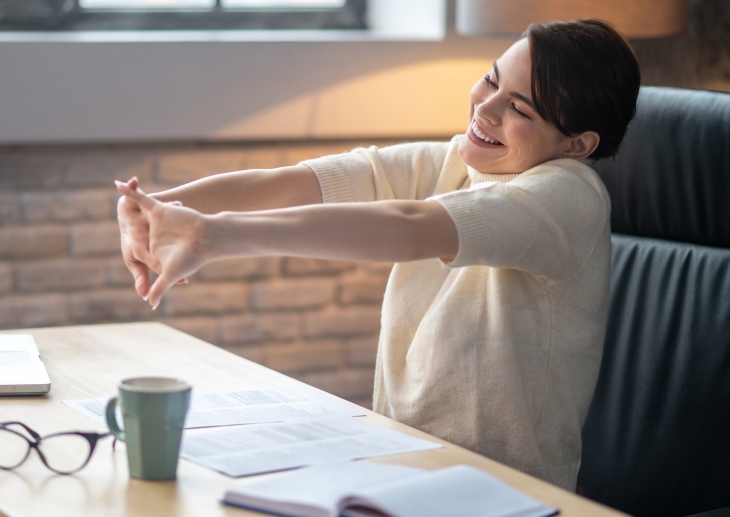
top-left (105, 377), bottom-right (191, 480)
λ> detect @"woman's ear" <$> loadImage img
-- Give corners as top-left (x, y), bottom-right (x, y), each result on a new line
top-left (561, 131), bottom-right (600, 160)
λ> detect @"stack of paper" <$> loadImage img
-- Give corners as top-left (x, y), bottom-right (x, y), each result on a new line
top-left (181, 416), bottom-right (442, 477)
top-left (63, 384), bottom-right (364, 429)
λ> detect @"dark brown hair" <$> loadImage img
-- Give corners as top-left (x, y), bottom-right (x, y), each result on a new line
top-left (524, 19), bottom-right (641, 160)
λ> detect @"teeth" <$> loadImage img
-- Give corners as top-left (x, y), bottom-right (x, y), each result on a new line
top-left (471, 122), bottom-right (501, 145)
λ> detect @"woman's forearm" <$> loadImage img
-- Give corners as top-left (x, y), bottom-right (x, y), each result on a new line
top-left (151, 164), bottom-right (322, 214)
top-left (204, 200), bottom-right (459, 264)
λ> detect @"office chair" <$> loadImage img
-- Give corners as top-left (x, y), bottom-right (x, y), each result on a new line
top-left (577, 86), bottom-right (730, 517)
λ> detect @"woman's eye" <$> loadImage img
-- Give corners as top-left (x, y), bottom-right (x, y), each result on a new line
top-left (484, 74), bottom-right (497, 89)
top-left (510, 103), bottom-right (528, 118)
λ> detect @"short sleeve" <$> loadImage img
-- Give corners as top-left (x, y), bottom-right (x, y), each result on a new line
top-left (429, 160), bottom-right (610, 280)
top-left (301, 140), bottom-right (457, 204)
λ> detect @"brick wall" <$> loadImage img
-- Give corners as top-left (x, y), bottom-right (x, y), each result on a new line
top-left (0, 139), bottom-right (412, 408)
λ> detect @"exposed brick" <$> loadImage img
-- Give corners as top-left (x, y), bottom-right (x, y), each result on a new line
top-left (0, 159), bottom-right (64, 191)
top-left (69, 289), bottom-right (152, 322)
top-left (0, 293), bottom-right (69, 329)
top-left (283, 258), bottom-right (356, 277)
top-left (107, 257), bottom-right (136, 287)
top-left (365, 262), bottom-right (394, 276)
top-left (198, 257), bottom-right (278, 282)
top-left (20, 190), bottom-right (112, 224)
top-left (283, 145), bottom-right (334, 165)
top-left (241, 147), bottom-right (285, 170)
top-left (267, 339), bottom-right (344, 373)
top-left (162, 283), bottom-right (249, 316)
top-left (295, 368), bottom-right (374, 401)
top-left (304, 306), bottom-right (381, 338)
top-left (338, 278), bottom-right (387, 305)
top-left (160, 316), bottom-right (218, 344)
top-left (325, 143), bottom-right (359, 155)
top-left (221, 344), bottom-right (267, 366)
top-left (0, 262), bottom-right (13, 295)
top-left (17, 258), bottom-right (107, 293)
top-left (0, 192), bottom-right (21, 226)
top-left (0, 225), bottom-right (68, 260)
top-left (70, 221), bottom-right (121, 256)
top-left (346, 334), bottom-right (379, 367)
top-left (220, 312), bottom-right (301, 344)
top-left (252, 278), bottom-right (334, 311)
top-left (157, 151), bottom-right (246, 185)
top-left (349, 397), bottom-right (373, 411)
top-left (0, 143), bottom-right (392, 403)
top-left (18, 192), bottom-right (53, 223)
top-left (64, 153), bottom-right (154, 188)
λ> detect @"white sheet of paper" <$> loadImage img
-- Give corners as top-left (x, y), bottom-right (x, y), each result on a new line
top-left (180, 416), bottom-right (443, 477)
top-left (62, 385), bottom-right (365, 429)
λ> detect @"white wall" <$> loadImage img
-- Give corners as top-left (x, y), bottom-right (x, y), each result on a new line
top-left (0, 0), bottom-right (516, 143)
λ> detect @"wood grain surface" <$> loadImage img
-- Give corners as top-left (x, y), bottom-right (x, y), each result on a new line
top-left (0, 323), bottom-right (626, 517)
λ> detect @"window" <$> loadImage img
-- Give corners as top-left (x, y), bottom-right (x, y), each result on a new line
top-left (0, 0), bottom-right (367, 31)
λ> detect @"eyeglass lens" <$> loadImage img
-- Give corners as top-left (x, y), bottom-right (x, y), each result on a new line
top-left (0, 425), bottom-right (95, 474)
top-left (38, 434), bottom-right (92, 474)
top-left (0, 427), bottom-right (31, 469)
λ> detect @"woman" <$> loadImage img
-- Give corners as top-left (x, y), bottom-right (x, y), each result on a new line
top-left (116, 19), bottom-right (640, 491)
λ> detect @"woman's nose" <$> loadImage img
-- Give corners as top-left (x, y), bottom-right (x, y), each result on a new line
top-left (474, 97), bottom-right (501, 126)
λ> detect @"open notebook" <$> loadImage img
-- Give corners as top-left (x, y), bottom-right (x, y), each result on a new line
top-left (223, 461), bottom-right (559, 517)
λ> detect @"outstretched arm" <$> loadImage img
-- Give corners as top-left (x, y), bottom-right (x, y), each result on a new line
top-left (117, 165), bottom-right (322, 298)
top-left (115, 180), bottom-right (458, 310)
top-left (149, 165), bottom-right (323, 213)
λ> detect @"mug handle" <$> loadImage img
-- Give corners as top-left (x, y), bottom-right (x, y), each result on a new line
top-left (105, 396), bottom-right (126, 442)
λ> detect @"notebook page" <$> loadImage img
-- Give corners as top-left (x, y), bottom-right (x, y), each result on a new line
top-left (342, 465), bottom-right (558, 517)
top-left (225, 462), bottom-right (423, 517)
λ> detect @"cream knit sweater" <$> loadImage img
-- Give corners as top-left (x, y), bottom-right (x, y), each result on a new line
top-left (302, 135), bottom-right (611, 491)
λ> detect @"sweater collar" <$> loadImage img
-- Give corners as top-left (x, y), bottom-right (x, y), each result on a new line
top-left (467, 166), bottom-right (520, 184)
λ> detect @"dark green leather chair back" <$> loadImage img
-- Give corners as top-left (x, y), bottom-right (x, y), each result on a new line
top-left (577, 87), bottom-right (730, 517)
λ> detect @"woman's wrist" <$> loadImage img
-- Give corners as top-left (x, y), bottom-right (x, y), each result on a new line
top-left (201, 211), bottom-right (253, 261)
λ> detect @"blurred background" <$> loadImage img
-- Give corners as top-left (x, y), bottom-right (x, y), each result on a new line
top-left (0, 0), bottom-right (728, 407)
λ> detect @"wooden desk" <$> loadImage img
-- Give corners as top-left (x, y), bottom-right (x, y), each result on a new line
top-left (0, 323), bottom-right (625, 517)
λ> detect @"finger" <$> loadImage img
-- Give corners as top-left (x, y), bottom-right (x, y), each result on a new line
top-left (148, 272), bottom-right (178, 310)
top-left (176, 278), bottom-right (189, 285)
top-left (121, 235), bottom-right (152, 298)
top-left (131, 262), bottom-right (151, 299)
top-left (114, 180), bottom-right (157, 212)
top-left (125, 177), bottom-right (146, 195)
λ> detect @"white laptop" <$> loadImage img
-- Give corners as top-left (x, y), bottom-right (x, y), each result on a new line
top-left (0, 335), bottom-right (51, 395)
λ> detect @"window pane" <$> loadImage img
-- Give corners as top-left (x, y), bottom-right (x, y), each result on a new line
top-left (222, 0), bottom-right (346, 7)
top-left (80, 0), bottom-right (215, 9)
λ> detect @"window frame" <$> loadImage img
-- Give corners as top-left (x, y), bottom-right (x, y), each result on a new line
top-left (0, 0), bottom-right (367, 31)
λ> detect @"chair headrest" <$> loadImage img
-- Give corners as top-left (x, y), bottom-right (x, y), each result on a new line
top-left (592, 86), bottom-right (730, 248)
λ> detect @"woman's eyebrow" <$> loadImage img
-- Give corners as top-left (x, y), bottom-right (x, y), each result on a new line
top-left (493, 61), bottom-right (536, 110)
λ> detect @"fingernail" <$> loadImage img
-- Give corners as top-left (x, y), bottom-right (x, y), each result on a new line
top-left (152, 301), bottom-right (159, 311)
top-left (142, 294), bottom-right (149, 301)
top-left (114, 180), bottom-right (123, 186)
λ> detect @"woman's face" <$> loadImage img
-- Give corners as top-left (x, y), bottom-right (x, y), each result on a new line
top-left (458, 39), bottom-right (576, 174)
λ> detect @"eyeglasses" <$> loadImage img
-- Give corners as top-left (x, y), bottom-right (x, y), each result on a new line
top-left (0, 421), bottom-right (115, 475)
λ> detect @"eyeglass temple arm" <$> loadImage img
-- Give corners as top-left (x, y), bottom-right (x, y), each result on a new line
top-left (0, 421), bottom-right (41, 441)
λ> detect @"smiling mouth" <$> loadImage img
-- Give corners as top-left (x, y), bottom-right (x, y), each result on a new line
top-left (470, 121), bottom-right (504, 145)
